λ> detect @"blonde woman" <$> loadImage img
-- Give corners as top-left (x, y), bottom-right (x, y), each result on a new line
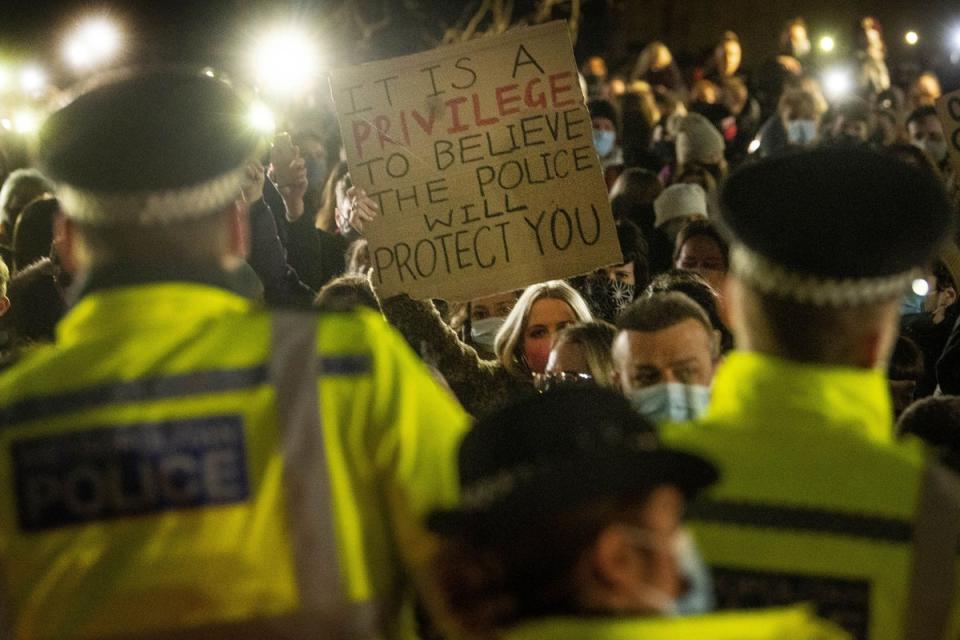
top-left (385, 280), bottom-right (592, 416)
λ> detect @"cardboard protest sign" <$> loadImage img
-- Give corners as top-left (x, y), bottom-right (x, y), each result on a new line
top-left (937, 89), bottom-right (960, 174)
top-left (329, 21), bottom-right (622, 301)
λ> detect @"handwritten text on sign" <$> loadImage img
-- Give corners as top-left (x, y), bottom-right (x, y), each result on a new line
top-left (329, 21), bottom-right (622, 301)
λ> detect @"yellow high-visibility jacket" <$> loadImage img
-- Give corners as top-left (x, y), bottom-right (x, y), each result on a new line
top-left (502, 605), bottom-right (849, 639)
top-left (0, 282), bottom-right (470, 639)
top-left (663, 351), bottom-right (960, 640)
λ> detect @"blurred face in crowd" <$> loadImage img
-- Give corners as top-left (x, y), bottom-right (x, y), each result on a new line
top-left (789, 24), bottom-right (810, 57)
top-left (909, 115), bottom-right (947, 163)
top-left (582, 485), bottom-right (686, 614)
top-left (471, 291), bottom-right (518, 322)
top-left (596, 262), bottom-right (636, 287)
top-left (523, 298), bottom-right (578, 374)
top-left (652, 43), bottom-right (672, 71)
top-left (676, 235), bottom-right (727, 292)
top-left (612, 319), bottom-right (717, 393)
top-left (832, 116), bottom-right (871, 143)
top-left (715, 40), bottom-right (741, 77)
top-left (545, 340), bottom-right (589, 376)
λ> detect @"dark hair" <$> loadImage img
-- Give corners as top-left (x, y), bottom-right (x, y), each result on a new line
top-left (616, 220), bottom-right (650, 288)
top-left (432, 493), bottom-right (647, 634)
top-left (897, 395), bottom-right (960, 471)
top-left (888, 335), bottom-right (924, 382)
top-left (906, 105), bottom-right (938, 130)
top-left (588, 99), bottom-right (621, 134)
top-left (313, 274), bottom-right (382, 313)
top-left (884, 143), bottom-right (942, 180)
top-left (12, 196), bottom-right (58, 272)
top-left (673, 218), bottom-right (729, 269)
top-left (617, 291), bottom-right (714, 342)
top-left (933, 259), bottom-right (957, 292)
top-left (3, 257), bottom-right (66, 346)
top-left (645, 269), bottom-right (733, 353)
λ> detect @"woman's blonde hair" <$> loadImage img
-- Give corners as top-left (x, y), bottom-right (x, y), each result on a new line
top-left (550, 321), bottom-right (617, 388)
top-left (494, 280), bottom-right (593, 378)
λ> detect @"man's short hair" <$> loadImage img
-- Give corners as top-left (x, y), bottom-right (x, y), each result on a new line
top-left (617, 291), bottom-right (714, 339)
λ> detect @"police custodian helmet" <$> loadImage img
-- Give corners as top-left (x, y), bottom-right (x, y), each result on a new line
top-left (719, 147), bottom-right (954, 307)
top-left (38, 68), bottom-right (265, 226)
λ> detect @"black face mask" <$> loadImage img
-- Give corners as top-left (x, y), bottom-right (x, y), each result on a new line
top-left (581, 274), bottom-right (636, 323)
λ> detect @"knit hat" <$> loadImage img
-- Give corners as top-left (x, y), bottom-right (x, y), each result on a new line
top-left (720, 147), bottom-right (954, 307)
top-left (38, 68), bottom-right (266, 226)
top-left (654, 183), bottom-right (708, 228)
top-left (676, 113), bottom-right (725, 166)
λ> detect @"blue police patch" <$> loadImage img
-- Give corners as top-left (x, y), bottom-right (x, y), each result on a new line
top-left (13, 415), bottom-right (250, 532)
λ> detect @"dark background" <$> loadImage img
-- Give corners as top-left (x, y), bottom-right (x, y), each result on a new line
top-left (2, 0), bottom-right (959, 88)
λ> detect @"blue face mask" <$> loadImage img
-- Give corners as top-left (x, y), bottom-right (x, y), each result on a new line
top-left (901, 291), bottom-right (925, 317)
top-left (627, 383), bottom-right (711, 424)
top-left (592, 128), bottom-right (616, 157)
top-left (674, 529), bottom-right (716, 615)
top-left (786, 119), bottom-right (817, 146)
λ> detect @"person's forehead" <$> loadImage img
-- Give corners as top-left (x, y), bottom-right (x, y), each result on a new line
top-left (527, 298), bottom-right (576, 325)
top-left (680, 235), bottom-right (723, 256)
top-left (617, 320), bottom-right (712, 363)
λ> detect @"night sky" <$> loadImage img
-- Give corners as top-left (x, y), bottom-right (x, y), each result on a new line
top-left (2, 1), bottom-right (959, 87)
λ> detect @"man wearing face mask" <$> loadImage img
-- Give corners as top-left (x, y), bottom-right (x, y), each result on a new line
top-left (612, 292), bottom-right (719, 425)
top-left (908, 106), bottom-right (949, 172)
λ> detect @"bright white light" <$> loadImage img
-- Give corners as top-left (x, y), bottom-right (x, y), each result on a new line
top-left (0, 66), bottom-right (9, 92)
top-left (905, 31), bottom-right (919, 46)
top-left (64, 17), bottom-right (122, 70)
top-left (823, 67), bottom-right (853, 100)
top-left (912, 278), bottom-right (930, 297)
top-left (252, 26), bottom-right (320, 96)
top-left (248, 101), bottom-right (276, 134)
top-left (953, 29), bottom-right (960, 49)
top-left (13, 110), bottom-right (39, 135)
top-left (201, 67), bottom-right (216, 78)
top-left (0, 118), bottom-right (11, 131)
top-left (748, 138), bottom-right (761, 154)
top-left (19, 66), bottom-right (46, 94)
top-left (818, 35), bottom-right (836, 53)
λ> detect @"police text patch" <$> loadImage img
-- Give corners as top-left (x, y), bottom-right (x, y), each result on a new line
top-left (13, 416), bottom-right (250, 532)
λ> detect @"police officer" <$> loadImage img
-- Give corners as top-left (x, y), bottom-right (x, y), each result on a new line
top-left (663, 147), bottom-right (960, 640)
top-left (426, 386), bottom-right (847, 639)
top-left (0, 70), bottom-right (469, 639)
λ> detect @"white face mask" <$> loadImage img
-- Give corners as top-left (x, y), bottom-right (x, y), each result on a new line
top-left (627, 383), bottom-right (711, 424)
top-left (786, 119), bottom-right (817, 146)
top-left (914, 138), bottom-right (948, 163)
top-left (470, 316), bottom-right (506, 352)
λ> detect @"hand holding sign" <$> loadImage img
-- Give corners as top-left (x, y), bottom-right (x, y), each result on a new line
top-left (329, 21), bottom-right (621, 301)
top-left (346, 186), bottom-right (381, 234)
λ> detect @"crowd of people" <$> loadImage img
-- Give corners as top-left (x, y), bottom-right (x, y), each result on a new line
top-left (0, 11), bottom-right (959, 640)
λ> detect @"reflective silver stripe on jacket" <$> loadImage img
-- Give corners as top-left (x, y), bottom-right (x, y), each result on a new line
top-left (902, 459), bottom-right (960, 640)
top-left (270, 311), bottom-right (383, 639)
